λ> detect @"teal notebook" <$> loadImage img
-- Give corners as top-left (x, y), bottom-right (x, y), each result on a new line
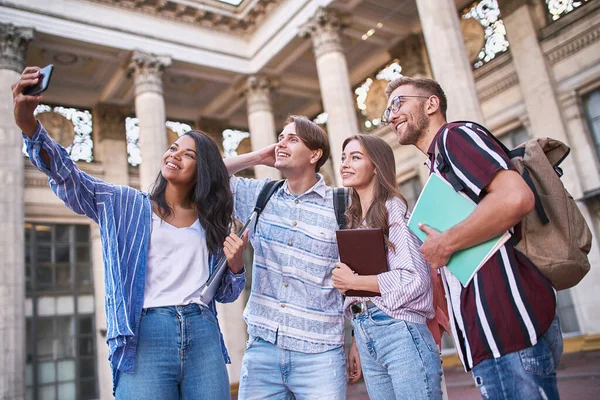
top-left (407, 174), bottom-right (510, 287)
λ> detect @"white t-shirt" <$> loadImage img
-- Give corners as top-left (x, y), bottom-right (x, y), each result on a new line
top-left (143, 212), bottom-right (210, 308)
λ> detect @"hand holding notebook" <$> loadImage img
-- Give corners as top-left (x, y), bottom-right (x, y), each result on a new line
top-left (407, 174), bottom-right (510, 287)
top-left (336, 228), bottom-right (388, 297)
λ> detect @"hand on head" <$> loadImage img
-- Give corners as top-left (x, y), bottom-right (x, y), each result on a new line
top-left (11, 66), bottom-right (42, 137)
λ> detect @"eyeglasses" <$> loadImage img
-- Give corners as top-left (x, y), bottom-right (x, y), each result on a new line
top-left (381, 95), bottom-right (430, 124)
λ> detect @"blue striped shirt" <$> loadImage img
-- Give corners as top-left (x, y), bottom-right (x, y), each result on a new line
top-left (231, 175), bottom-right (345, 353)
top-left (24, 123), bottom-right (245, 388)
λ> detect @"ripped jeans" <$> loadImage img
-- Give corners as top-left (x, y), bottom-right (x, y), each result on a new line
top-left (237, 337), bottom-right (347, 400)
top-left (471, 315), bottom-right (563, 400)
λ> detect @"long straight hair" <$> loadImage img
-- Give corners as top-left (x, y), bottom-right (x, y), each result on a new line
top-left (150, 130), bottom-right (233, 255)
top-left (342, 134), bottom-right (408, 251)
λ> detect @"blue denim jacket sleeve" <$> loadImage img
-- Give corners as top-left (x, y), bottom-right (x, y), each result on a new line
top-left (22, 122), bottom-right (115, 222)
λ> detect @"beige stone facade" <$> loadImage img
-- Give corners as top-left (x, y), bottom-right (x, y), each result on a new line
top-left (1, 0), bottom-right (600, 398)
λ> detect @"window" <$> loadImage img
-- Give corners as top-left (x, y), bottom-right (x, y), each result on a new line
top-left (24, 105), bottom-right (94, 162)
top-left (25, 223), bottom-right (98, 400)
top-left (583, 88), bottom-right (600, 163)
top-left (546, 0), bottom-right (591, 22)
top-left (461, 0), bottom-right (510, 69)
top-left (499, 125), bottom-right (529, 149)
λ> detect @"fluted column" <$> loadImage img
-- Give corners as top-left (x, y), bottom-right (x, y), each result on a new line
top-left (243, 75), bottom-right (281, 181)
top-left (300, 7), bottom-right (358, 186)
top-left (415, 0), bottom-right (485, 122)
top-left (499, 0), bottom-right (582, 196)
top-left (0, 22), bottom-right (34, 400)
top-left (128, 51), bottom-right (171, 192)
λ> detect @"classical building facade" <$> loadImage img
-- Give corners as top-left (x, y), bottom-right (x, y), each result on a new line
top-left (1, 0), bottom-right (599, 398)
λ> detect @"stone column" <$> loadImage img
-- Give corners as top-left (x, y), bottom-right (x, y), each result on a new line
top-left (128, 51), bottom-right (171, 192)
top-left (299, 7), bottom-right (359, 186)
top-left (415, 0), bottom-right (485, 123)
top-left (93, 103), bottom-right (129, 186)
top-left (0, 23), bottom-right (33, 400)
top-left (243, 75), bottom-right (281, 181)
top-left (498, 1), bottom-right (582, 193)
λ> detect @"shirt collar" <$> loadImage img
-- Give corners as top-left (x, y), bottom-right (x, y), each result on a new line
top-left (426, 123), bottom-right (449, 157)
top-left (281, 173), bottom-right (327, 199)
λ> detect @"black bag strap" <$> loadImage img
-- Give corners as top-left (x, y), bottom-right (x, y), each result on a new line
top-left (333, 188), bottom-right (349, 229)
top-left (253, 179), bottom-right (285, 232)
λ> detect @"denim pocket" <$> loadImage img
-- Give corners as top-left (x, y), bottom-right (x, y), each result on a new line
top-left (519, 338), bottom-right (555, 375)
top-left (200, 307), bottom-right (218, 326)
top-left (412, 322), bottom-right (439, 355)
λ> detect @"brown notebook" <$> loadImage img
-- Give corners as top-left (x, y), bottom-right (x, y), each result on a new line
top-left (336, 228), bottom-right (388, 297)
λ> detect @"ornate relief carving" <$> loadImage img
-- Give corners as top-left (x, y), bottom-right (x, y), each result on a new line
top-left (128, 51), bottom-right (172, 96)
top-left (298, 7), bottom-right (350, 58)
top-left (546, 24), bottom-right (600, 65)
top-left (0, 23), bottom-right (34, 72)
top-left (88, 0), bottom-right (283, 34)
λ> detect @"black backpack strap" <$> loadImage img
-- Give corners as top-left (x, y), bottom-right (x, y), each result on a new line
top-left (333, 188), bottom-right (348, 229)
top-left (434, 132), bottom-right (479, 204)
top-left (253, 179), bottom-right (285, 233)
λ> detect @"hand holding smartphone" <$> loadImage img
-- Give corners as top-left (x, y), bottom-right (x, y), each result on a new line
top-left (23, 64), bottom-right (54, 96)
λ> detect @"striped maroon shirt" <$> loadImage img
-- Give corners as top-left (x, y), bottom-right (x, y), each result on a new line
top-left (344, 197), bottom-right (434, 324)
top-left (428, 121), bottom-right (556, 370)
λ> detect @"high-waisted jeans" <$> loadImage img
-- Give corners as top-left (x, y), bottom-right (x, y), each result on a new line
top-left (115, 304), bottom-right (230, 400)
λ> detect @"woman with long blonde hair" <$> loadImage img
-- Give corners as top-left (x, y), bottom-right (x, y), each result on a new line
top-left (332, 134), bottom-right (442, 399)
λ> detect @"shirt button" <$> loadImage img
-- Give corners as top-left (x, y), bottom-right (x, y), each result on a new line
top-left (291, 221), bottom-right (297, 227)
top-left (281, 304), bottom-right (286, 308)
top-left (284, 282), bottom-right (289, 287)
top-left (295, 199), bottom-right (299, 204)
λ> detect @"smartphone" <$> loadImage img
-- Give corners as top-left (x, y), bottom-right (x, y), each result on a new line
top-left (23, 64), bottom-right (54, 96)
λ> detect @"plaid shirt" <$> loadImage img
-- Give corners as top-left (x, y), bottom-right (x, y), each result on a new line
top-left (231, 175), bottom-right (345, 353)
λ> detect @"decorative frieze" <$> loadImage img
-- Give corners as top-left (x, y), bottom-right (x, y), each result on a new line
top-left (546, 24), bottom-right (600, 65)
top-left (0, 23), bottom-right (34, 72)
top-left (88, 0), bottom-right (282, 34)
top-left (478, 72), bottom-right (519, 102)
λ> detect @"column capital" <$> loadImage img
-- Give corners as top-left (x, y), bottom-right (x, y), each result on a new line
top-left (299, 7), bottom-right (350, 58)
top-left (243, 75), bottom-right (276, 114)
top-left (128, 51), bottom-right (171, 96)
top-left (0, 23), bottom-right (34, 72)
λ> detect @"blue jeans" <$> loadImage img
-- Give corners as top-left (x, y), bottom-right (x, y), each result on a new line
top-left (115, 304), bottom-right (230, 400)
top-left (352, 307), bottom-right (443, 400)
top-left (471, 315), bottom-right (563, 400)
top-left (238, 337), bottom-right (347, 400)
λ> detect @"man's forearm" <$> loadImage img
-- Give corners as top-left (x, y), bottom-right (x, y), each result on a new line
top-left (224, 151), bottom-right (263, 175)
top-left (442, 191), bottom-right (531, 254)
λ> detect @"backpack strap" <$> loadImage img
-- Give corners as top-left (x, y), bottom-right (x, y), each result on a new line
top-left (333, 188), bottom-right (349, 229)
top-left (434, 132), bottom-right (479, 204)
top-left (253, 179), bottom-right (285, 233)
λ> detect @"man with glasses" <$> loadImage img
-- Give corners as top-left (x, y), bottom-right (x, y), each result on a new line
top-left (383, 77), bottom-right (561, 399)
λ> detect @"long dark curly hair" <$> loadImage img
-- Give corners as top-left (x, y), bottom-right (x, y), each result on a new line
top-left (150, 130), bottom-right (233, 255)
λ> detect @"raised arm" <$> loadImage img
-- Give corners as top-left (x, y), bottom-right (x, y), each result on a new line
top-left (224, 143), bottom-right (277, 175)
top-left (12, 66), bottom-right (117, 223)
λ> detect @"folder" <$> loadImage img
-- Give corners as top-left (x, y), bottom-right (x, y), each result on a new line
top-left (407, 173), bottom-right (511, 287)
top-left (336, 228), bottom-right (388, 297)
